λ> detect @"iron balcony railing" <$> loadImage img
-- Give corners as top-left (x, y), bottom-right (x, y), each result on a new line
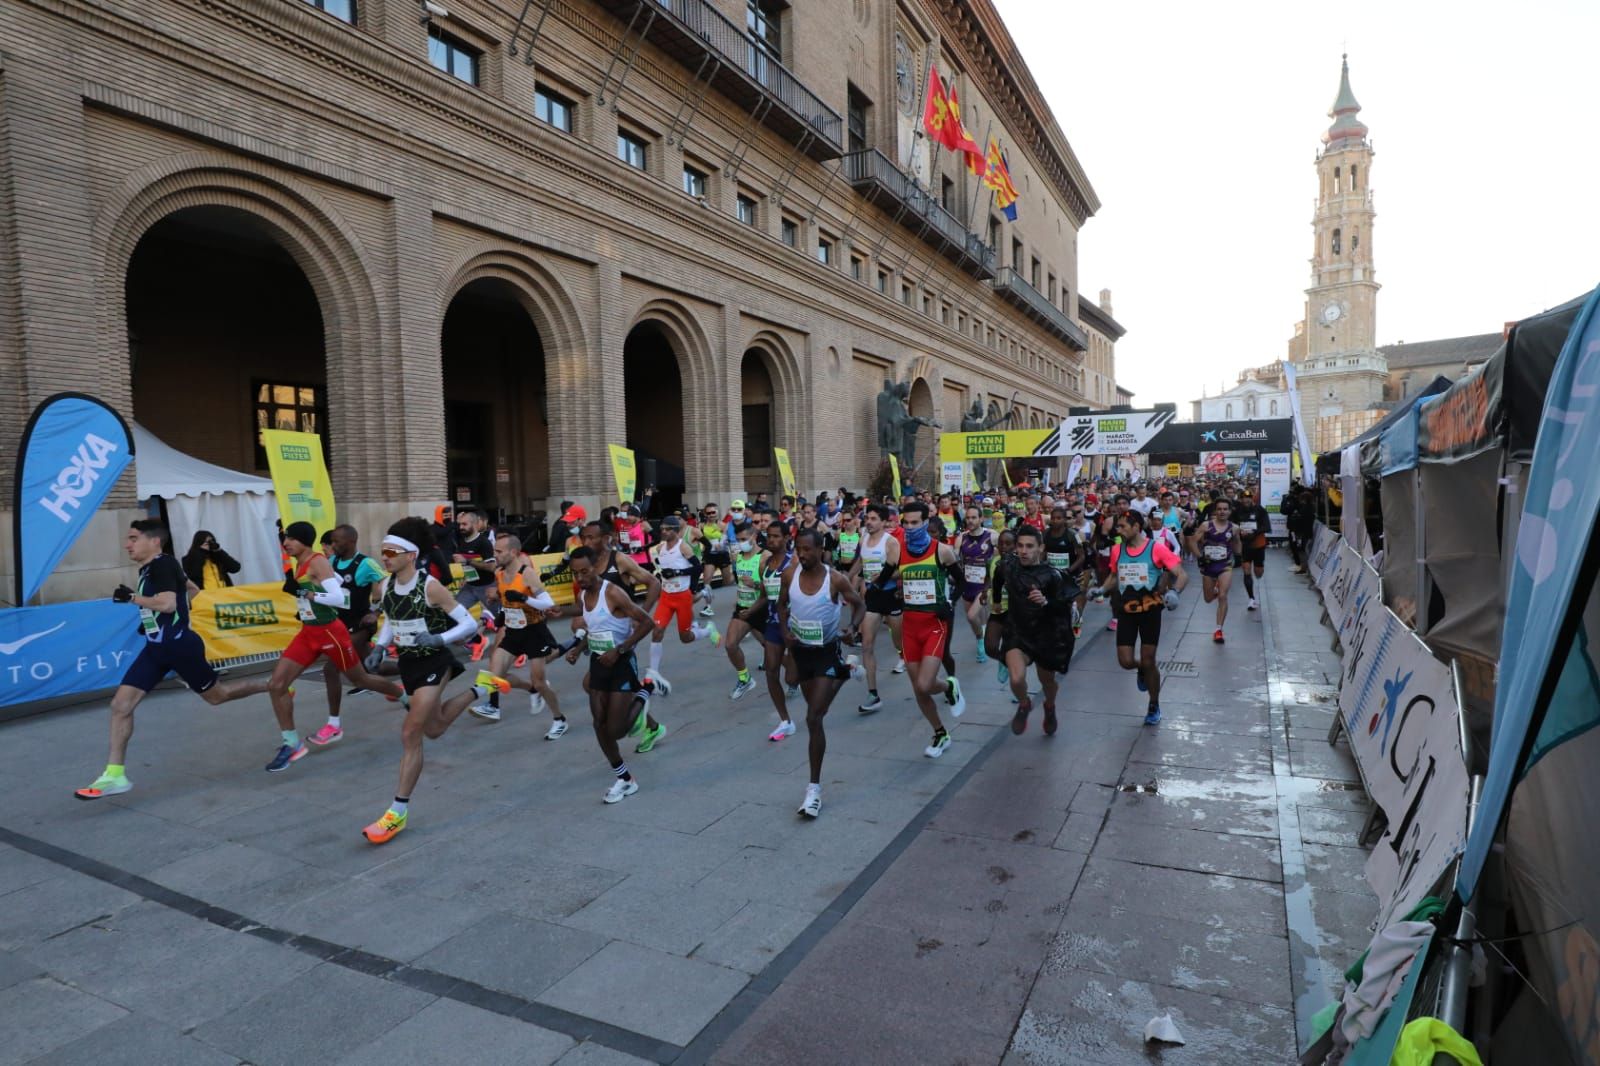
top-left (991, 267), bottom-right (1089, 351)
top-left (842, 149), bottom-right (996, 279)
top-left (592, 0), bottom-right (843, 159)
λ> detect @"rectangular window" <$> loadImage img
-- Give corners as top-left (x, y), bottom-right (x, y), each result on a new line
top-left (847, 84), bottom-right (870, 154)
top-left (617, 130), bottom-right (648, 170)
top-left (901, 283), bottom-right (912, 305)
top-left (254, 381), bottom-right (324, 469)
top-left (1012, 238), bottom-right (1024, 270)
top-left (1031, 257), bottom-right (1042, 289)
top-left (941, 305), bottom-right (951, 326)
top-left (742, 403), bottom-right (773, 469)
top-left (781, 217), bottom-right (799, 247)
top-left (922, 294), bottom-right (932, 316)
top-left (428, 26), bottom-right (479, 86)
top-left (534, 85), bottom-right (574, 132)
top-left (988, 216), bottom-right (1000, 253)
top-left (877, 270), bottom-right (889, 294)
top-left (682, 165), bottom-right (708, 198)
top-left (941, 176), bottom-right (955, 212)
top-left (816, 238), bottom-right (832, 265)
top-left (747, 0), bottom-right (783, 61)
top-left (1047, 273), bottom-right (1057, 302)
top-left (851, 255), bottom-right (864, 281)
top-left (304, 0), bottom-right (355, 23)
top-left (736, 193), bottom-right (757, 226)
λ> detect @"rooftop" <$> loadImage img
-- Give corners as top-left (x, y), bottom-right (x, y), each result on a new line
top-left (1378, 332), bottom-right (1503, 370)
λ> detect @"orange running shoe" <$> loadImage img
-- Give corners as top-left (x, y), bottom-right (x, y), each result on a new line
top-left (362, 809), bottom-right (407, 844)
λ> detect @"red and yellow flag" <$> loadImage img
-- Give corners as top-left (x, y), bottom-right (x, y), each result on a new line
top-left (983, 137), bottom-right (1019, 220)
top-left (921, 64), bottom-right (960, 152)
top-left (947, 86), bottom-right (987, 178)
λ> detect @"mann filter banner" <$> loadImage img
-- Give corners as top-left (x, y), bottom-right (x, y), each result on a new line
top-left (607, 444), bottom-right (636, 504)
top-left (260, 429), bottom-right (335, 529)
top-left (0, 599), bottom-right (144, 708)
top-left (773, 447), bottom-right (797, 498)
top-left (188, 583), bottom-right (301, 662)
top-left (938, 428), bottom-right (1051, 462)
top-left (14, 393), bottom-right (136, 604)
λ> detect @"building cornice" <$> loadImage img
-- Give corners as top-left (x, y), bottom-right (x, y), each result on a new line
top-left (1078, 298), bottom-right (1124, 340)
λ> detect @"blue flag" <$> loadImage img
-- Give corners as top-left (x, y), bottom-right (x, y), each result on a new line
top-left (13, 393), bottom-right (135, 604)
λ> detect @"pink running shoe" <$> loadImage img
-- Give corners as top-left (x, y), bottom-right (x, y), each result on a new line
top-left (308, 723), bottom-right (343, 746)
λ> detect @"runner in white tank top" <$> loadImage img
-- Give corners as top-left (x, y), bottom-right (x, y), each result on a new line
top-left (644, 517), bottom-right (719, 693)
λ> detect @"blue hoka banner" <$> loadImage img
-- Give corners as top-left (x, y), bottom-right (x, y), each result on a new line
top-left (12, 393), bottom-right (135, 604)
top-left (0, 600), bottom-right (144, 708)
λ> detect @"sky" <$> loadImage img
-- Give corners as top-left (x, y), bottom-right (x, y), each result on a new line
top-left (993, 0), bottom-right (1600, 412)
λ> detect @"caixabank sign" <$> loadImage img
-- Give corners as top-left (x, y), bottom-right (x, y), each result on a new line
top-left (940, 413), bottom-right (1295, 461)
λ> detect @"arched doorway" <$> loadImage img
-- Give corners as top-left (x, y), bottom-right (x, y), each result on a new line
top-left (624, 322), bottom-right (686, 514)
top-left (741, 349), bottom-right (779, 498)
top-left (440, 279), bottom-right (548, 519)
top-left (126, 205), bottom-right (326, 475)
top-left (907, 377), bottom-right (936, 491)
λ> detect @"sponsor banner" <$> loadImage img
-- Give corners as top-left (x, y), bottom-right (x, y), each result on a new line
top-left (0, 599), bottom-right (145, 708)
top-left (607, 444), bottom-right (637, 504)
top-left (888, 453), bottom-right (903, 498)
top-left (1165, 462), bottom-right (1182, 477)
top-left (15, 393), bottom-right (136, 604)
top-left (260, 430), bottom-right (336, 530)
top-left (773, 447), bottom-right (798, 499)
top-left (938, 428), bottom-right (1051, 462)
top-left (1050, 412), bottom-right (1292, 457)
top-left (1283, 363), bottom-right (1318, 486)
top-left (939, 461), bottom-right (965, 496)
top-left (1261, 453), bottom-right (1291, 538)
top-left (1314, 524), bottom-right (1345, 594)
top-left (1416, 361), bottom-right (1500, 463)
top-left (189, 583), bottom-right (301, 662)
top-left (1066, 454), bottom-right (1084, 486)
top-left (1202, 451), bottom-right (1227, 474)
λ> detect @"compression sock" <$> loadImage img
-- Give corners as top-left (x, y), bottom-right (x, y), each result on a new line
top-left (104, 763), bottom-right (126, 780)
top-left (281, 730), bottom-right (300, 749)
top-left (649, 642), bottom-right (664, 673)
top-left (738, 668), bottom-right (750, 682)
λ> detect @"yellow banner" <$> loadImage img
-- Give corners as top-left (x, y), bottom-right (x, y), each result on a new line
top-left (260, 430), bottom-right (336, 529)
top-left (1166, 462), bottom-right (1182, 476)
top-left (888, 453), bottom-right (903, 498)
top-left (773, 447), bottom-right (797, 498)
top-left (938, 428), bottom-right (1052, 463)
top-left (608, 444), bottom-right (637, 504)
top-left (448, 554), bottom-right (575, 609)
top-left (190, 582), bottom-right (302, 662)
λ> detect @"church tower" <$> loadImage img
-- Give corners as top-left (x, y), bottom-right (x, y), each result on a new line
top-left (1297, 56), bottom-right (1387, 441)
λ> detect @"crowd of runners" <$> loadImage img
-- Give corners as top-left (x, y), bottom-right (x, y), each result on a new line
top-left (77, 473), bottom-right (1288, 838)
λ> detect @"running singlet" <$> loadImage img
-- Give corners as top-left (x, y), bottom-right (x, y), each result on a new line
top-left (899, 542), bottom-right (948, 613)
top-left (495, 561), bottom-right (544, 628)
top-left (859, 532), bottom-right (895, 586)
top-left (1199, 522), bottom-right (1235, 567)
top-left (331, 552), bottom-right (384, 629)
top-left (134, 554), bottom-right (189, 642)
top-left (701, 524), bottom-right (727, 554)
top-left (960, 530), bottom-right (995, 587)
top-left (295, 554), bottom-right (344, 625)
top-left (1111, 536), bottom-right (1177, 614)
top-left (786, 566), bottom-right (839, 646)
top-left (378, 574), bottom-right (453, 656)
top-left (989, 554), bottom-right (1011, 617)
top-left (762, 551), bottom-right (793, 603)
top-left (653, 542), bottom-right (696, 595)
top-left (1043, 530), bottom-right (1077, 577)
top-left (734, 550), bottom-right (763, 608)
top-left (582, 579), bottom-right (634, 654)
top-left (833, 531), bottom-right (861, 568)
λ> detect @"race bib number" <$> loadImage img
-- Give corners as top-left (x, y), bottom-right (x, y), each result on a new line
top-left (863, 559), bottom-right (883, 579)
top-left (764, 575), bottom-right (782, 598)
top-left (139, 607), bottom-right (158, 635)
top-left (964, 564), bottom-right (988, 585)
top-left (587, 631), bottom-right (617, 654)
top-left (1047, 551), bottom-right (1070, 571)
top-left (1203, 544), bottom-right (1230, 561)
top-left (789, 618), bottom-right (825, 646)
top-left (295, 595), bottom-right (316, 622)
top-left (1240, 522), bottom-right (1258, 535)
top-left (1118, 561), bottom-right (1151, 590)
top-left (393, 618), bottom-right (428, 647)
top-left (737, 584), bottom-right (759, 608)
top-left (662, 575), bottom-right (690, 594)
top-left (502, 607), bottom-right (527, 629)
top-left (903, 578), bottom-right (937, 606)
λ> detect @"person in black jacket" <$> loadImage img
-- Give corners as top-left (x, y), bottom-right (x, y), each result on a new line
top-left (181, 530), bottom-right (241, 590)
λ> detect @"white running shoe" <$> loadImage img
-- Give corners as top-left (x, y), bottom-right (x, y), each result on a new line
top-left (891, 656), bottom-right (906, 674)
top-left (798, 784), bottom-right (822, 819)
top-left (644, 669), bottom-right (672, 696)
top-left (1247, 598), bottom-right (1259, 611)
top-left (529, 691), bottom-right (546, 716)
top-left (729, 676), bottom-right (758, 700)
top-left (699, 604), bottom-right (716, 618)
top-left (946, 677), bottom-right (967, 718)
top-left (924, 731), bottom-right (952, 758)
top-left (544, 718), bottom-right (569, 740)
top-left (468, 703), bottom-right (501, 722)
top-left (768, 719), bottom-right (797, 742)
top-left (845, 654), bottom-right (864, 680)
top-left (604, 778), bottom-right (639, 804)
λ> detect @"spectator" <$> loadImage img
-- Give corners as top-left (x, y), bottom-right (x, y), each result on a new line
top-left (181, 530), bottom-right (242, 590)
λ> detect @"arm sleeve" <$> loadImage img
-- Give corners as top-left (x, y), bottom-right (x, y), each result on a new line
top-left (372, 620), bottom-right (392, 647)
top-left (439, 603), bottom-right (479, 644)
top-left (526, 589), bottom-right (556, 612)
top-left (310, 576), bottom-right (347, 607)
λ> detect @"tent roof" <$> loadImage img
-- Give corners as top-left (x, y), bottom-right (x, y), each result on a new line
top-left (133, 423), bottom-right (274, 498)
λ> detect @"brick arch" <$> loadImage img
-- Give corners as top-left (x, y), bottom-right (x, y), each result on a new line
top-left (625, 298), bottom-right (721, 496)
top-left (438, 247), bottom-right (588, 363)
top-left (95, 153), bottom-right (385, 498)
top-left (741, 328), bottom-right (808, 480)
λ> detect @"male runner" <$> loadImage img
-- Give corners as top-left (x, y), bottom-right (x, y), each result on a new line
top-left (1095, 509), bottom-right (1186, 725)
top-left (452, 506), bottom-right (499, 617)
top-left (896, 502), bottom-right (966, 757)
top-left (643, 516), bottom-right (720, 691)
top-left (360, 518), bottom-right (509, 843)
top-left (721, 521), bottom-right (764, 699)
top-left (74, 520), bottom-right (274, 799)
top-left (698, 502), bottom-right (732, 616)
top-left (467, 535), bottom-right (569, 739)
top-left (853, 504), bottom-right (903, 713)
top-left (1232, 488), bottom-right (1272, 611)
top-left (563, 547), bottom-right (662, 803)
top-left (265, 521), bottom-right (403, 772)
top-left (310, 524), bottom-right (386, 747)
top-left (1002, 527), bottom-right (1076, 736)
top-left (956, 505), bottom-right (995, 662)
top-left (1191, 498), bottom-right (1242, 643)
top-left (1128, 484), bottom-right (1158, 519)
top-left (779, 529), bottom-right (866, 818)
top-left (739, 523), bottom-right (801, 741)
top-left (1043, 505), bottom-right (1087, 639)
top-left (581, 520), bottom-right (660, 612)
top-left (983, 527), bottom-right (1018, 680)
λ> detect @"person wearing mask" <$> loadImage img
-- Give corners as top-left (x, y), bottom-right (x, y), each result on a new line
top-left (546, 501), bottom-right (585, 554)
top-left (430, 505), bottom-right (457, 559)
top-left (181, 530), bottom-right (242, 591)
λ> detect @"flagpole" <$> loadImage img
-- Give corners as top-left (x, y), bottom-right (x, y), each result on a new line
top-left (964, 119), bottom-right (994, 230)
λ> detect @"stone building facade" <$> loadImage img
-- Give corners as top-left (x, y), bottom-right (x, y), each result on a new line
top-left (0, 0), bottom-right (1102, 602)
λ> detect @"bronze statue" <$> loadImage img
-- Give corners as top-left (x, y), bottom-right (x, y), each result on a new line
top-left (875, 378), bottom-right (900, 461)
top-left (960, 393), bottom-right (1017, 487)
top-left (895, 382), bottom-right (938, 474)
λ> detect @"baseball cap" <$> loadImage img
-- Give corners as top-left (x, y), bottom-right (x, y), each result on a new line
top-left (662, 515), bottom-right (683, 529)
top-left (562, 504), bottom-right (587, 524)
top-left (730, 500), bottom-right (747, 510)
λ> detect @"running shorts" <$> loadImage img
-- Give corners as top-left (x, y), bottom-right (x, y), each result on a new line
top-left (763, 610), bottom-right (785, 646)
top-left (864, 586), bottom-right (902, 617)
top-left (1115, 609), bottom-right (1162, 649)
top-left (792, 640), bottom-right (852, 682)
top-left (704, 549), bottom-right (731, 567)
top-left (652, 590), bottom-right (695, 634)
top-left (499, 621), bottom-right (558, 660)
top-left (120, 630), bottom-right (218, 694)
top-left (281, 619), bottom-right (359, 671)
top-left (900, 611), bottom-right (950, 664)
top-left (1001, 631), bottom-right (1075, 675)
top-left (397, 648), bottom-right (459, 695)
top-left (1241, 546), bottom-right (1267, 566)
top-left (590, 649), bottom-right (642, 693)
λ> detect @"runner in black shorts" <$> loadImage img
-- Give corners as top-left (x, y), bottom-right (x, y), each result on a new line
top-left (1001, 527), bottom-right (1077, 737)
top-left (1232, 488), bottom-right (1271, 611)
top-left (74, 519), bottom-right (273, 801)
top-left (852, 504), bottom-right (903, 713)
top-left (468, 536), bottom-right (570, 739)
top-left (1094, 509), bottom-right (1187, 726)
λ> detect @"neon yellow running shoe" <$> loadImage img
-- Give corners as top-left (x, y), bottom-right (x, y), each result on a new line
top-left (362, 809), bottom-right (407, 845)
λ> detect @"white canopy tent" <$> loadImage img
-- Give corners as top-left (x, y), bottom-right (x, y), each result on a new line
top-left (133, 423), bottom-right (281, 585)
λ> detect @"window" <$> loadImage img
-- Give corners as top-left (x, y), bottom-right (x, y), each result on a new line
top-left (742, 402), bottom-right (773, 469)
top-left (877, 269), bottom-right (888, 293)
top-left (746, 0), bottom-right (783, 83)
top-left (847, 85), bottom-right (870, 154)
top-left (682, 165), bottom-right (708, 198)
top-left (955, 310), bottom-right (964, 331)
top-left (304, 0), bottom-right (354, 23)
top-left (1350, 164), bottom-right (1358, 191)
top-left (940, 176), bottom-right (955, 212)
top-left (1333, 166), bottom-right (1340, 190)
top-left (617, 130), bottom-right (648, 170)
top-left (1270, 399), bottom-right (1279, 415)
top-left (780, 217), bottom-right (798, 247)
top-left (1225, 403), bottom-right (1233, 419)
top-left (254, 382), bottom-right (324, 468)
top-left (1331, 227), bottom-right (1341, 255)
top-left (816, 238), bottom-right (832, 265)
top-left (988, 216), bottom-right (1000, 253)
top-left (851, 255), bottom-right (864, 281)
top-left (535, 85), bottom-right (574, 132)
top-left (901, 283), bottom-right (911, 305)
top-left (428, 26), bottom-right (479, 85)
top-left (1031, 257), bottom-right (1041, 288)
top-left (1047, 273), bottom-right (1057, 302)
top-left (736, 193), bottom-right (757, 226)
top-left (941, 304), bottom-right (951, 326)
top-left (1011, 238), bottom-right (1023, 270)
top-left (1351, 229), bottom-right (1359, 252)
top-left (922, 293), bottom-right (932, 316)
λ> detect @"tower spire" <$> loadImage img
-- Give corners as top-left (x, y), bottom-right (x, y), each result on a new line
top-left (1323, 54), bottom-right (1368, 148)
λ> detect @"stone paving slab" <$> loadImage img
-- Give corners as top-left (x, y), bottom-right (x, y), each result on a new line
top-left (537, 940), bottom-right (750, 1047)
top-left (26, 1013), bottom-right (245, 1066)
top-left (0, 977), bottom-right (129, 1066)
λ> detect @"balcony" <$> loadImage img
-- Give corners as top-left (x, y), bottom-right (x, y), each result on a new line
top-left (591, 0), bottom-right (843, 159)
top-left (842, 150), bottom-right (996, 280)
top-left (991, 267), bottom-right (1089, 351)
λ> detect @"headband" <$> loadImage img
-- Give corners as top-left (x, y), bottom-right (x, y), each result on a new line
top-left (383, 536), bottom-right (419, 553)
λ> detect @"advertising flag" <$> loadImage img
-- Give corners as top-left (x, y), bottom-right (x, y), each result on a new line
top-left (259, 430), bottom-right (336, 530)
top-left (888, 453), bottom-right (903, 498)
top-left (773, 447), bottom-right (798, 498)
top-left (607, 444), bottom-right (637, 504)
top-left (921, 64), bottom-right (960, 152)
top-left (1066, 454), bottom-right (1085, 486)
top-left (14, 393), bottom-right (136, 604)
top-left (983, 139), bottom-right (1020, 221)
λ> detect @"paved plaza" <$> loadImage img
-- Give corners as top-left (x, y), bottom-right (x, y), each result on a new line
top-left (0, 557), bottom-right (1374, 1064)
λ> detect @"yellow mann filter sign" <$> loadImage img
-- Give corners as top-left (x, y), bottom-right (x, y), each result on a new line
top-left (939, 429), bottom-right (1052, 462)
top-left (608, 444), bottom-right (637, 505)
top-left (260, 429), bottom-right (336, 528)
top-left (190, 583), bottom-right (302, 662)
top-left (773, 447), bottom-right (797, 498)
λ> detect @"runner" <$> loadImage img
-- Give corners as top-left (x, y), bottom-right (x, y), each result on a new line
top-left (645, 516), bottom-right (720, 690)
top-left (308, 524), bottom-right (387, 746)
top-left (580, 519), bottom-right (660, 612)
top-left (563, 546), bottom-right (662, 803)
top-left (1190, 498), bottom-right (1242, 643)
top-left (721, 520), bottom-right (764, 699)
top-left (896, 502), bottom-right (966, 757)
top-left (264, 521), bottom-right (404, 773)
top-left (1001, 527), bottom-right (1076, 736)
top-left (74, 520), bottom-right (277, 800)
top-left (1043, 505), bottom-right (1087, 639)
top-left (779, 529), bottom-right (867, 818)
top-left (983, 527), bottom-right (1019, 681)
top-left (360, 518), bottom-right (509, 843)
top-left (956, 505), bottom-right (995, 662)
top-left (467, 536), bottom-right (570, 740)
top-left (739, 523), bottom-right (801, 741)
top-left (832, 506), bottom-right (863, 645)
top-left (698, 502), bottom-right (732, 616)
top-left (1232, 487), bottom-right (1272, 611)
top-left (853, 504), bottom-right (903, 713)
top-left (1095, 508), bottom-right (1186, 725)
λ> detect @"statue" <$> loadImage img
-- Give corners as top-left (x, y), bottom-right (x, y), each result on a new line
top-left (960, 393), bottom-right (1017, 487)
top-left (875, 378), bottom-right (900, 461)
top-left (895, 381), bottom-right (938, 476)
